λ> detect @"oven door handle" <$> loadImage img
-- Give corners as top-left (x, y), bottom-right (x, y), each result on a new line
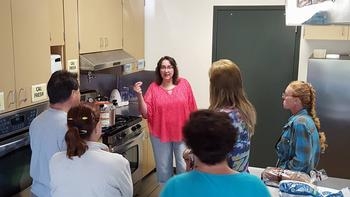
top-left (111, 131), bottom-right (144, 153)
top-left (0, 133), bottom-right (30, 158)
top-left (121, 130), bottom-right (144, 146)
top-left (125, 131), bottom-right (144, 146)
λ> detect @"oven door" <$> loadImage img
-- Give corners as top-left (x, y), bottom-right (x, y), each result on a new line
top-left (0, 132), bottom-right (32, 196)
top-left (114, 131), bottom-right (144, 184)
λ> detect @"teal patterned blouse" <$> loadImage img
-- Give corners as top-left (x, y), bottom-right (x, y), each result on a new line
top-left (275, 109), bottom-right (321, 174)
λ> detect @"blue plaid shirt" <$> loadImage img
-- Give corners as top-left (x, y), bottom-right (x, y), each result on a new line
top-left (275, 109), bottom-right (320, 174)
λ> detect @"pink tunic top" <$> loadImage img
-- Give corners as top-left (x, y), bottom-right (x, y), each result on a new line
top-left (144, 78), bottom-right (197, 142)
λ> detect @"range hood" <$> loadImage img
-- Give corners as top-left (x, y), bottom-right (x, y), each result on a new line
top-left (80, 49), bottom-right (137, 71)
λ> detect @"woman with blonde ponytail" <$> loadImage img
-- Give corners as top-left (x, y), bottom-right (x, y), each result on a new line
top-left (49, 103), bottom-right (133, 197)
top-left (276, 81), bottom-right (327, 174)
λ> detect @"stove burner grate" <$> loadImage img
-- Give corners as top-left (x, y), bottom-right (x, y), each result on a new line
top-left (102, 115), bottom-right (142, 135)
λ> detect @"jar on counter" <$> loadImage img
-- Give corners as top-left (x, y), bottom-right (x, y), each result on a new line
top-left (95, 101), bottom-right (116, 128)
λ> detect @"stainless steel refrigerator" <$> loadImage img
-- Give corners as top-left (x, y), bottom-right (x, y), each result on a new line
top-left (307, 56), bottom-right (350, 179)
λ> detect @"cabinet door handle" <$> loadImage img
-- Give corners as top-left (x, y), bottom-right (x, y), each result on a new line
top-left (7, 90), bottom-right (16, 107)
top-left (105, 37), bottom-right (108, 48)
top-left (18, 88), bottom-right (28, 105)
top-left (100, 37), bottom-right (104, 48)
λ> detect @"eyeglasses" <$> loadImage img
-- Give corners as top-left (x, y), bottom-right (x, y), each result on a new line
top-left (160, 65), bottom-right (174, 70)
top-left (282, 92), bottom-right (296, 99)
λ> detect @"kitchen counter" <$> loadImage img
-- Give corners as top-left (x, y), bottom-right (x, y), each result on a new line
top-left (249, 167), bottom-right (350, 196)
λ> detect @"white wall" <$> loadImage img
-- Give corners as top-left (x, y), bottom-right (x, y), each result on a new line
top-left (145, 0), bottom-right (350, 108)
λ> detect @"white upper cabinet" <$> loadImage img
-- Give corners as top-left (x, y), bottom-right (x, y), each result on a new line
top-left (122, 0), bottom-right (145, 60)
top-left (0, 0), bottom-right (16, 113)
top-left (0, 0), bottom-right (51, 114)
top-left (78, 0), bottom-right (123, 54)
top-left (49, 0), bottom-right (65, 46)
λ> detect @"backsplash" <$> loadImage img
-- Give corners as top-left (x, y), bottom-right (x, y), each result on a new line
top-left (118, 70), bottom-right (155, 101)
top-left (79, 69), bottom-right (155, 100)
top-left (79, 67), bottom-right (120, 97)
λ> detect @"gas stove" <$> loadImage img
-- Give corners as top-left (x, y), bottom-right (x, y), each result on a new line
top-left (101, 114), bottom-right (144, 149)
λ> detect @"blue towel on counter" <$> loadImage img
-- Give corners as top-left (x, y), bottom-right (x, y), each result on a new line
top-left (279, 180), bottom-right (349, 197)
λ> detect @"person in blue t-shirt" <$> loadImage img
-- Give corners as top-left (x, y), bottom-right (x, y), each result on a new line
top-left (161, 110), bottom-right (270, 197)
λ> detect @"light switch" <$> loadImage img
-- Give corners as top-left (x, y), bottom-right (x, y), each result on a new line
top-left (0, 92), bottom-right (4, 111)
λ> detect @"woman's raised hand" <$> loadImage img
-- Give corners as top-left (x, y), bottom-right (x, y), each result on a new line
top-left (133, 81), bottom-right (143, 95)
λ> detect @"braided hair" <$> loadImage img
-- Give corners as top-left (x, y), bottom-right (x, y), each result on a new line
top-left (289, 81), bottom-right (328, 153)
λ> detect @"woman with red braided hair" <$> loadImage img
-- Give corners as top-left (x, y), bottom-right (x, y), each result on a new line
top-left (276, 81), bottom-right (327, 174)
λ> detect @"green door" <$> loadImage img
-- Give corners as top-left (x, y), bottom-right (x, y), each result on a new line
top-left (213, 6), bottom-right (300, 168)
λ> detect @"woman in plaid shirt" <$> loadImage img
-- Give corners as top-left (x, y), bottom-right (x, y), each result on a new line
top-left (276, 81), bottom-right (327, 174)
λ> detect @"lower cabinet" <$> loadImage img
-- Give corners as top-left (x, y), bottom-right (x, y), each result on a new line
top-left (142, 119), bottom-right (155, 178)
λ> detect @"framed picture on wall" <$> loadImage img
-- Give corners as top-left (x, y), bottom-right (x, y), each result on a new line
top-left (285, 0), bottom-right (350, 25)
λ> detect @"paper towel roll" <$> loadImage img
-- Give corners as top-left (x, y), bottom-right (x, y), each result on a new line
top-left (51, 54), bottom-right (62, 74)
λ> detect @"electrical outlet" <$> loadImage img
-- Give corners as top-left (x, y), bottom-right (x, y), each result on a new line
top-left (67, 59), bottom-right (79, 73)
top-left (124, 63), bottom-right (132, 74)
top-left (137, 59), bottom-right (145, 70)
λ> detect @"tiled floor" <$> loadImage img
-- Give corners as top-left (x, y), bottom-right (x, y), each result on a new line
top-left (134, 171), bottom-right (162, 197)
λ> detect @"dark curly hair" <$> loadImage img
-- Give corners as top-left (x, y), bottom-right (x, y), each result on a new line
top-left (183, 110), bottom-right (237, 165)
top-left (155, 56), bottom-right (179, 85)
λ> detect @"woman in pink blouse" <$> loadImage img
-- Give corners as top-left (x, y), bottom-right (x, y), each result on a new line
top-left (133, 56), bottom-right (197, 183)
